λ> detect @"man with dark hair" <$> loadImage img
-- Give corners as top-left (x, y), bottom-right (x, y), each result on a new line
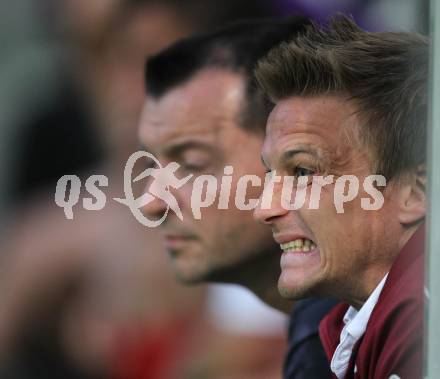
top-left (254, 15), bottom-right (427, 379)
top-left (139, 17), bottom-right (336, 378)
top-left (0, 2), bottom-right (289, 379)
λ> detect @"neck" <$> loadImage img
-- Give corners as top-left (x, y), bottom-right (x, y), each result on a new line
top-left (348, 268), bottom-right (388, 310)
top-left (211, 250), bottom-right (293, 315)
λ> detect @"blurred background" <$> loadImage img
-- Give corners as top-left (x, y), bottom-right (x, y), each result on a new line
top-left (0, 0), bottom-right (430, 378)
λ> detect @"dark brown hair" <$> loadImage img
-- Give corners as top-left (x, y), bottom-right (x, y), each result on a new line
top-left (255, 14), bottom-right (429, 179)
top-left (146, 17), bottom-right (309, 134)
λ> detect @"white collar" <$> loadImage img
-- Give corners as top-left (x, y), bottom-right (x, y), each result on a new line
top-left (344, 273), bottom-right (389, 337)
top-left (331, 274), bottom-right (389, 379)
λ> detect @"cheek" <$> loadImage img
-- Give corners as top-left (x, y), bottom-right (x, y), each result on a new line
top-left (234, 178), bottom-right (264, 207)
top-left (176, 182), bottom-right (200, 213)
top-left (222, 210), bottom-right (276, 258)
top-left (318, 212), bottom-right (376, 274)
top-left (226, 204), bottom-right (271, 237)
top-left (196, 212), bottom-right (245, 263)
top-left (300, 188), bottom-right (338, 229)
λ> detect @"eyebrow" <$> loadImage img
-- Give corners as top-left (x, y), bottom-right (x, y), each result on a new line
top-left (262, 147), bottom-right (322, 169)
top-left (280, 148), bottom-right (321, 165)
top-left (261, 147), bottom-right (322, 168)
top-left (140, 140), bottom-right (216, 156)
top-left (163, 140), bottom-right (217, 156)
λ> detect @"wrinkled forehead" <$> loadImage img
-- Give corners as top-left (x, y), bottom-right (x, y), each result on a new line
top-left (138, 68), bottom-right (246, 148)
top-left (263, 96), bottom-right (361, 156)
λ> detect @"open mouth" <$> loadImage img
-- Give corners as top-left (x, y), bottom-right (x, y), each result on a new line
top-left (279, 238), bottom-right (317, 253)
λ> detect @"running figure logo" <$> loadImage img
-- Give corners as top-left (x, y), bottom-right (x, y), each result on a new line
top-left (114, 151), bottom-right (193, 227)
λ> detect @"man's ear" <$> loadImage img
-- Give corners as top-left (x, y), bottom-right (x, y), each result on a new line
top-left (398, 165), bottom-right (427, 225)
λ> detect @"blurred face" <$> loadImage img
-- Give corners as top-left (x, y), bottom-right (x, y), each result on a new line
top-left (138, 68), bottom-right (278, 283)
top-left (254, 96), bottom-right (404, 305)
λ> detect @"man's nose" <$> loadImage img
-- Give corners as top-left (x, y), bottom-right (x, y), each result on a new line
top-left (253, 184), bottom-right (289, 225)
top-left (140, 180), bottom-right (168, 218)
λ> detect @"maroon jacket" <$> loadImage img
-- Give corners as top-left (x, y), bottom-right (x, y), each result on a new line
top-left (319, 226), bottom-right (425, 379)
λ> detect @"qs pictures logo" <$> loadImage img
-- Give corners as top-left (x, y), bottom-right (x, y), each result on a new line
top-left (114, 151), bottom-right (193, 227)
top-left (55, 151), bottom-right (193, 228)
top-left (55, 151), bottom-right (387, 227)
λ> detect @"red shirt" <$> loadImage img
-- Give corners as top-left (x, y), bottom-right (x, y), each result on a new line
top-left (319, 226), bottom-right (425, 379)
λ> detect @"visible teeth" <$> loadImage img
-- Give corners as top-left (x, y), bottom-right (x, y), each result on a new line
top-left (280, 238), bottom-right (316, 253)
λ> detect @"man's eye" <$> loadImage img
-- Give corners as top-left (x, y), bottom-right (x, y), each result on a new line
top-left (292, 166), bottom-right (315, 177)
top-left (180, 162), bottom-right (206, 172)
top-left (144, 158), bottom-right (157, 170)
